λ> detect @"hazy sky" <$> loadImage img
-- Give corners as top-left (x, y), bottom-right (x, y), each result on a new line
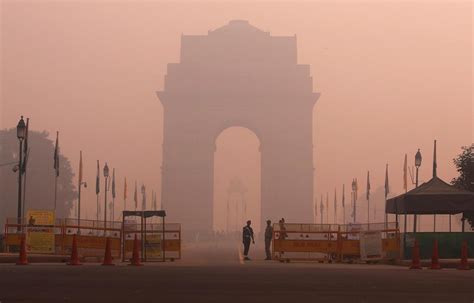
top-left (1, 1), bottom-right (472, 229)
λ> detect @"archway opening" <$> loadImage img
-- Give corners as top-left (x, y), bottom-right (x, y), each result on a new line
top-left (213, 127), bottom-right (261, 234)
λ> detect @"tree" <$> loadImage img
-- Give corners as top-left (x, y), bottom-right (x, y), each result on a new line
top-left (0, 128), bottom-right (76, 229)
top-left (451, 144), bottom-right (474, 228)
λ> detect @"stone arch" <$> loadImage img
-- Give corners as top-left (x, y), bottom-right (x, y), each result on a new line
top-left (213, 126), bottom-right (261, 233)
top-left (157, 20), bottom-right (319, 236)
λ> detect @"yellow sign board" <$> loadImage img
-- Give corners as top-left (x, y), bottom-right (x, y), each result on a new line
top-left (26, 209), bottom-right (55, 226)
top-left (26, 209), bottom-right (55, 254)
top-left (145, 234), bottom-right (162, 258)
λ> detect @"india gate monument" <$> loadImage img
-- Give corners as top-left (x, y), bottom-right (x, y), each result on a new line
top-left (157, 20), bottom-right (319, 235)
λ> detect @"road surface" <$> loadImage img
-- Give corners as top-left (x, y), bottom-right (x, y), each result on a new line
top-left (0, 242), bottom-right (472, 303)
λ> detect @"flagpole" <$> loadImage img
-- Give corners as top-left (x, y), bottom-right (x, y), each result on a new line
top-left (124, 177), bottom-right (127, 220)
top-left (385, 163), bottom-right (389, 230)
top-left (314, 198), bottom-right (316, 224)
top-left (342, 184), bottom-right (346, 225)
top-left (433, 140), bottom-right (437, 232)
top-left (54, 173), bottom-right (58, 211)
top-left (77, 151), bottom-right (82, 234)
top-left (326, 193), bottom-right (329, 225)
top-left (367, 195), bottom-right (370, 230)
top-left (334, 188), bottom-right (337, 224)
top-left (95, 160), bottom-right (100, 228)
top-left (112, 196), bottom-right (115, 223)
top-left (320, 195), bottom-right (323, 225)
top-left (403, 153), bottom-right (408, 236)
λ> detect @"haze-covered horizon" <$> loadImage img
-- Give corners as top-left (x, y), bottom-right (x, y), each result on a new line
top-left (1, 1), bottom-right (472, 231)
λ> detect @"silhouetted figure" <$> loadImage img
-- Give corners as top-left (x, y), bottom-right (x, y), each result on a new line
top-left (264, 220), bottom-right (273, 260)
top-left (279, 218), bottom-right (287, 240)
top-left (28, 215), bottom-right (35, 226)
top-left (242, 220), bottom-right (254, 260)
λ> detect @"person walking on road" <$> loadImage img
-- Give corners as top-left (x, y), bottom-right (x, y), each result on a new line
top-left (242, 220), bottom-right (255, 261)
top-left (264, 220), bottom-right (273, 260)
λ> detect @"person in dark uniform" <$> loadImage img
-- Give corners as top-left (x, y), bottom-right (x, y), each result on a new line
top-left (264, 220), bottom-right (273, 260)
top-left (242, 220), bottom-right (255, 261)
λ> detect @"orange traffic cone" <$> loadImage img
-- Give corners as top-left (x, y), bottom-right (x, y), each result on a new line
top-left (409, 239), bottom-right (422, 269)
top-left (457, 240), bottom-right (470, 270)
top-left (67, 234), bottom-right (82, 266)
top-left (129, 234), bottom-right (143, 266)
top-left (16, 234), bottom-right (28, 265)
top-left (102, 237), bottom-right (115, 266)
top-left (430, 239), bottom-right (441, 270)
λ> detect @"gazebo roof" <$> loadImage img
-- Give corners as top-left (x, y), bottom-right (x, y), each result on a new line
top-left (386, 177), bottom-right (474, 215)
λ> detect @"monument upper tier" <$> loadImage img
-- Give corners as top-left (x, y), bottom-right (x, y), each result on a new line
top-left (181, 20), bottom-right (297, 65)
top-left (160, 20), bottom-right (316, 100)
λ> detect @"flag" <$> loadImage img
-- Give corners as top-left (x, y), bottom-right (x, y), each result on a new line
top-left (134, 181), bottom-right (138, 209)
top-left (141, 184), bottom-right (146, 210)
top-left (342, 184), bottom-right (345, 208)
top-left (385, 164), bottom-right (390, 199)
top-left (112, 168), bottom-right (116, 199)
top-left (22, 118), bottom-right (29, 173)
top-left (403, 154), bottom-right (408, 192)
top-left (433, 139), bottom-right (437, 177)
top-left (366, 171), bottom-right (370, 201)
top-left (95, 160), bottom-right (100, 195)
top-left (78, 151), bottom-right (83, 186)
top-left (124, 177), bottom-right (127, 200)
top-left (53, 131), bottom-right (59, 177)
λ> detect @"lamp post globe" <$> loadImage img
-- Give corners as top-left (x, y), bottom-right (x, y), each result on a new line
top-left (415, 149), bottom-right (422, 168)
top-left (103, 163), bottom-right (109, 178)
top-left (16, 116), bottom-right (26, 140)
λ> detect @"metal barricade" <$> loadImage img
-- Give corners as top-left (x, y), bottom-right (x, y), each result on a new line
top-left (3, 217), bottom-right (122, 258)
top-left (272, 222), bottom-right (400, 262)
top-left (272, 223), bottom-right (339, 262)
top-left (122, 222), bottom-right (181, 262)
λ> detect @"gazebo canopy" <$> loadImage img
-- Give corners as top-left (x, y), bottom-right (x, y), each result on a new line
top-left (386, 176), bottom-right (474, 215)
top-left (122, 210), bottom-right (166, 218)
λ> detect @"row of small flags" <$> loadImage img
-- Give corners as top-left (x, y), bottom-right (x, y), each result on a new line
top-left (316, 147), bottom-right (433, 224)
top-left (315, 162), bottom-right (392, 224)
top-left (82, 157), bottom-right (159, 211)
top-left (75, 149), bottom-right (159, 220)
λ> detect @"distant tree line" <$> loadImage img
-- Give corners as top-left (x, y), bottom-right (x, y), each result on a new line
top-left (451, 145), bottom-right (474, 229)
top-left (0, 128), bottom-right (76, 229)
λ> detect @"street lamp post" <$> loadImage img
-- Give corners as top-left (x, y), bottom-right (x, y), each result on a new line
top-left (103, 163), bottom-right (109, 234)
top-left (413, 149), bottom-right (422, 233)
top-left (77, 170), bottom-right (87, 235)
top-left (16, 116), bottom-right (26, 232)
